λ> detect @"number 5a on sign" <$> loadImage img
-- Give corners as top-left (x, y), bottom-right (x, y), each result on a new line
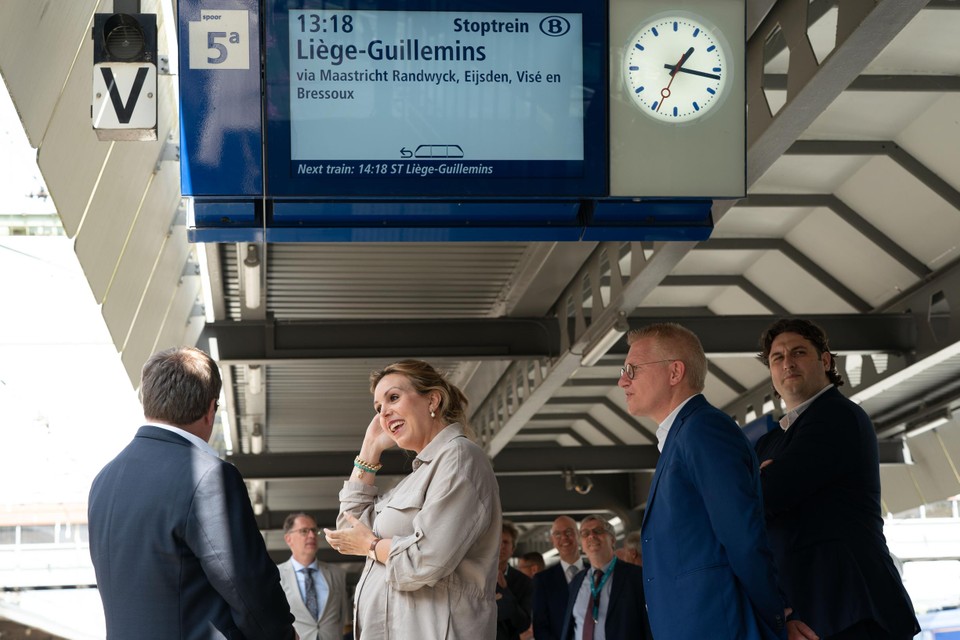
top-left (189, 10), bottom-right (249, 69)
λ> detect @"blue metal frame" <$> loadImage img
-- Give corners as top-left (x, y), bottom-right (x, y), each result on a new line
top-left (179, 0), bottom-right (720, 242)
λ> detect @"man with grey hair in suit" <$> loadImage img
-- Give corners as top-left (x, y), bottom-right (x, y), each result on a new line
top-left (88, 346), bottom-right (296, 640)
top-left (278, 512), bottom-right (351, 640)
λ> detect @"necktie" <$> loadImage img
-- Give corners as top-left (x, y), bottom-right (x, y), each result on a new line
top-left (581, 569), bottom-right (603, 640)
top-left (566, 564), bottom-right (579, 583)
top-left (303, 567), bottom-right (320, 620)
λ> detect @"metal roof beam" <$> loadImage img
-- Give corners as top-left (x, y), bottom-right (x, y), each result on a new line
top-left (764, 74), bottom-right (960, 92)
top-left (202, 317), bottom-right (560, 363)
top-left (229, 444), bottom-right (660, 480)
top-left (604, 314), bottom-right (917, 355)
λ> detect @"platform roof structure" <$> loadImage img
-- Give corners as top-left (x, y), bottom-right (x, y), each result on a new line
top-left (1, 0), bottom-right (959, 566)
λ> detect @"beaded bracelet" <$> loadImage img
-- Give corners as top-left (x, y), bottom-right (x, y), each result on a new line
top-left (354, 456), bottom-right (383, 478)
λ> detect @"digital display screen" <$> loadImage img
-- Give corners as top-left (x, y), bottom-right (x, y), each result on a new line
top-left (265, 0), bottom-right (606, 197)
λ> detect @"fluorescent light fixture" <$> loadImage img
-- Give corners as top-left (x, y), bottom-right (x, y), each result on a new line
top-left (243, 243), bottom-right (261, 310)
top-left (850, 341), bottom-right (960, 405)
top-left (580, 312), bottom-right (630, 367)
top-left (250, 422), bottom-right (264, 455)
top-left (195, 243), bottom-right (217, 323)
top-left (247, 364), bottom-right (263, 395)
top-left (907, 415), bottom-right (951, 439)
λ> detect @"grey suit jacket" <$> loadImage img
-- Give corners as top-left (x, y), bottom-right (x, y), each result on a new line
top-left (88, 426), bottom-right (295, 640)
top-left (278, 558), bottom-right (350, 640)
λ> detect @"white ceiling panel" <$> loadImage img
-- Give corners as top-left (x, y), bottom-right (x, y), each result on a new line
top-left (708, 284), bottom-right (776, 316)
top-left (880, 465), bottom-right (925, 516)
top-left (119, 228), bottom-right (193, 384)
top-left (866, 10), bottom-right (960, 74)
top-left (786, 206), bottom-right (919, 307)
top-left (641, 285), bottom-right (729, 309)
top-left (35, 34), bottom-right (109, 238)
top-left (713, 206), bottom-right (812, 238)
top-left (0, 0), bottom-right (99, 147)
top-left (752, 154), bottom-right (870, 194)
top-left (804, 92), bottom-right (942, 141)
top-left (837, 156), bottom-right (960, 269)
top-left (898, 94), bottom-right (960, 193)
top-left (101, 165), bottom-right (182, 349)
top-left (74, 134), bottom-right (169, 302)
top-left (673, 249), bottom-right (766, 275)
top-left (906, 425), bottom-right (960, 506)
top-left (744, 252), bottom-right (858, 314)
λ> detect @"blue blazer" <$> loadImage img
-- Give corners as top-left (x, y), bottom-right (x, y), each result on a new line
top-left (558, 561), bottom-right (649, 639)
top-left (641, 395), bottom-right (786, 640)
top-left (756, 387), bottom-right (919, 638)
top-left (88, 426), bottom-right (295, 640)
top-left (532, 562), bottom-right (574, 640)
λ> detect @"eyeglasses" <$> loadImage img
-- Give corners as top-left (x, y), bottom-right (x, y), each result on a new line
top-left (620, 359), bottom-right (678, 380)
top-left (551, 528), bottom-right (577, 539)
top-left (289, 527), bottom-right (320, 536)
top-left (579, 527), bottom-right (610, 539)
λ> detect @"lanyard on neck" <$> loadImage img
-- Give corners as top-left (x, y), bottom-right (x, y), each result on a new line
top-left (589, 557), bottom-right (615, 622)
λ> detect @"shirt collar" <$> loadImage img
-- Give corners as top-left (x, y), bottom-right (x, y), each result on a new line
top-left (560, 557), bottom-right (584, 574)
top-left (779, 384), bottom-right (833, 431)
top-left (589, 556), bottom-right (616, 575)
top-left (290, 557), bottom-right (318, 572)
top-left (147, 422), bottom-right (220, 458)
top-left (656, 393), bottom-right (699, 452)
top-left (413, 423), bottom-right (465, 469)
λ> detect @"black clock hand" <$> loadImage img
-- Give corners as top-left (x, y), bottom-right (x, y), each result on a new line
top-left (669, 47), bottom-right (695, 76)
top-left (662, 64), bottom-right (721, 80)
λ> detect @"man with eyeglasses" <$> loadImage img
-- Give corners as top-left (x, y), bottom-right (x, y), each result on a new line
top-left (619, 323), bottom-right (792, 640)
top-left (278, 512), bottom-right (351, 640)
top-left (532, 516), bottom-right (586, 640)
top-left (88, 347), bottom-right (296, 640)
top-left (559, 515), bottom-right (649, 640)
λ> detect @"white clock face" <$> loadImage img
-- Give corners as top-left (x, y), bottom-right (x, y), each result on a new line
top-left (624, 16), bottom-right (730, 123)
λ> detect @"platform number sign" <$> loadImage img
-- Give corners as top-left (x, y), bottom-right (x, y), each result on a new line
top-left (189, 10), bottom-right (250, 69)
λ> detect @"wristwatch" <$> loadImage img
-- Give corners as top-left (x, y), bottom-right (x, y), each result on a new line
top-left (368, 537), bottom-right (382, 561)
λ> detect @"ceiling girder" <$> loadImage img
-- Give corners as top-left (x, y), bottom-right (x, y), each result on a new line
top-left (609, 314), bottom-right (918, 355)
top-left (230, 445), bottom-right (661, 480)
top-left (737, 194), bottom-right (931, 278)
top-left (202, 317), bottom-right (560, 363)
top-left (786, 140), bottom-right (960, 212)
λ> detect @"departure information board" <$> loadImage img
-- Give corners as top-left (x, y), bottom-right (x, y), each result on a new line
top-left (265, 0), bottom-right (607, 197)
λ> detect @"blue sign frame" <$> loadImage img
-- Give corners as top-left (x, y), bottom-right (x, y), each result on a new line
top-left (178, 0), bottom-right (721, 242)
top-left (263, 0), bottom-right (608, 198)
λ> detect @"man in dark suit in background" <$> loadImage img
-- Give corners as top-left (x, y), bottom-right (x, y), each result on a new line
top-left (532, 515), bottom-right (586, 640)
top-left (756, 319), bottom-right (920, 640)
top-left (621, 323), bottom-right (793, 640)
top-left (497, 521), bottom-right (534, 640)
top-left (559, 515), bottom-right (649, 639)
top-left (88, 346), bottom-right (296, 640)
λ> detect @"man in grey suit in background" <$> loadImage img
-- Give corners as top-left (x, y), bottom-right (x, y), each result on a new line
top-left (88, 346), bottom-right (296, 640)
top-left (278, 512), bottom-right (351, 640)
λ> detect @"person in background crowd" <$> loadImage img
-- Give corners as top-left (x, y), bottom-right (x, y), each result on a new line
top-left (88, 346), bottom-right (296, 640)
top-left (278, 512), bottom-right (351, 640)
top-left (532, 516), bottom-right (586, 640)
top-left (756, 318), bottom-right (920, 640)
top-left (497, 521), bottom-right (534, 640)
top-left (518, 551), bottom-right (546, 578)
top-left (323, 359), bottom-right (501, 639)
top-left (616, 531), bottom-right (642, 566)
top-left (559, 515), bottom-right (650, 639)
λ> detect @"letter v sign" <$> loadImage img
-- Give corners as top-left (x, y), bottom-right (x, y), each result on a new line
top-left (100, 67), bottom-right (148, 123)
top-left (92, 62), bottom-right (157, 138)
